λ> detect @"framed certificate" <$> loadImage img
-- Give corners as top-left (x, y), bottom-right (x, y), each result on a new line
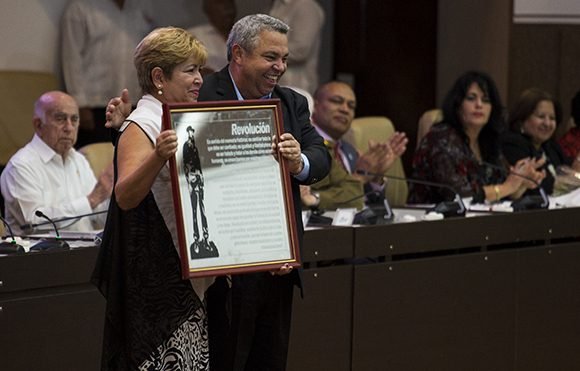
top-left (162, 99), bottom-right (301, 279)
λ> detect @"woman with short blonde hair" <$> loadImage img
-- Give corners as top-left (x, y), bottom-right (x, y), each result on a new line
top-left (93, 27), bottom-right (211, 370)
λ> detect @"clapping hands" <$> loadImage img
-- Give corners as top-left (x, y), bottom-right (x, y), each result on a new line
top-left (510, 157), bottom-right (546, 189)
top-left (355, 132), bottom-right (408, 183)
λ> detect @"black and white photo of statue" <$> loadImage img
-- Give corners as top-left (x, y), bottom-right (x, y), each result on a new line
top-left (182, 126), bottom-right (218, 259)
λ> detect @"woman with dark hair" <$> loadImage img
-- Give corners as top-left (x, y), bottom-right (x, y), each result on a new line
top-left (409, 71), bottom-right (544, 204)
top-left (503, 88), bottom-right (580, 195)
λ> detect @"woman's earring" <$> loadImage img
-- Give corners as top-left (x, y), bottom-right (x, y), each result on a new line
top-left (520, 125), bottom-right (525, 134)
top-left (157, 85), bottom-right (163, 95)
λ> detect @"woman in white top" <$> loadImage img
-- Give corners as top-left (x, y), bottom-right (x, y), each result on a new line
top-left (92, 27), bottom-right (210, 370)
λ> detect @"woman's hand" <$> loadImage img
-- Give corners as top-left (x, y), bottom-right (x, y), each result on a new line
top-left (511, 157), bottom-right (546, 189)
top-left (155, 130), bottom-right (178, 160)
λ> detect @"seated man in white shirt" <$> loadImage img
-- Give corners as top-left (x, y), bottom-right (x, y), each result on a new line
top-left (0, 91), bottom-right (112, 235)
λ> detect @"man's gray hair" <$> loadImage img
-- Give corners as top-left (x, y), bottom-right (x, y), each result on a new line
top-left (226, 14), bottom-right (289, 62)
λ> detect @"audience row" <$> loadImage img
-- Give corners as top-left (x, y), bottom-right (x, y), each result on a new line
top-left (4, 66), bottom-right (580, 233)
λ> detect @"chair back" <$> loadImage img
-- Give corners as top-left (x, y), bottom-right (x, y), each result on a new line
top-left (0, 71), bottom-right (59, 164)
top-left (343, 116), bottom-right (408, 206)
top-left (78, 142), bottom-right (114, 178)
top-left (417, 108), bottom-right (443, 148)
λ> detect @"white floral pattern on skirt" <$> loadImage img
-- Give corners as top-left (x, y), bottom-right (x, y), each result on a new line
top-left (139, 305), bottom-right (209, 371)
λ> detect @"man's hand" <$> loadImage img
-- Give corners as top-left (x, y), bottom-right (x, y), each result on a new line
top-left (270, 263), bottom-right (294, 276)
top-left (277, 133), bottom-right (304, 175)
top-left (354, 132), bottom-right (408, 183)
top-left (375, 131), bottom-right (408, 174)
top-left (87, 163), bottom-right (114, 209)
top-left (105, 89), bottom-right (132, 129)
top-left (300, 185), bottom-right (319, 207)
top-left (388, 132), bottom-right (408, 158)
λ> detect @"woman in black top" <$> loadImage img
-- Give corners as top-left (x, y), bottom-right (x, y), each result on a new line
top-left (503, 88), bottom-right (580, 195)
top-left (409, 71), bottom-right (544, 204)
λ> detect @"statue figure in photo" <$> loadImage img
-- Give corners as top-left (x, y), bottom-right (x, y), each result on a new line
top-left (183, 126), bottom-right (218, 259)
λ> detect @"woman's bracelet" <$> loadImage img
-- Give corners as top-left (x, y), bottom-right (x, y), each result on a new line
top-left (494, 185), bottom-right (501, 202)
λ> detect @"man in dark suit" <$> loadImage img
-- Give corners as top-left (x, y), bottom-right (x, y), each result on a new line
top-left (199, 14), bottom-right (330, 371)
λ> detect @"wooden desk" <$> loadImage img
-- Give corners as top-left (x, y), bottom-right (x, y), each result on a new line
top-left (0, 247), bottom-right (104, 370)
top-left (1, 208), bottom-right (579, 370)
top-left (288, 208), bottom-right (580, 371)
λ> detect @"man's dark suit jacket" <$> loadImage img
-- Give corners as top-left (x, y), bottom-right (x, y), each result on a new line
top-left (198, 66), bottom-right (331, 261)
top-left (199, 66), bottom-right (330, 371)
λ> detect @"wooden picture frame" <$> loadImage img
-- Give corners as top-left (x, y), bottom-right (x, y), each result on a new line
top-left (162, 99), bottom-right (300, 278)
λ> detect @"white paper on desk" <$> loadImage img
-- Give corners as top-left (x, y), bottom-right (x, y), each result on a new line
top-left (550, 187), bottom-right (580, 207)
top-left (332, 208), bottom-right (357, 226)
top-left (468, 201), bottom-right (513, 213)
top-left (302, 210), bottom-right (311, 227)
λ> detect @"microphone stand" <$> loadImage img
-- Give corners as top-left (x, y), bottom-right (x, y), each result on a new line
top-left (30, 210), bottom-right (70, 251)
top-left (20, 210), bottom-right (107, 232)
top-left (0, 216), bottom-right (24, 254)
top-left (333, 189), bottom-right (394, 225)
top-left (356, 170), bottom-right (467, 218)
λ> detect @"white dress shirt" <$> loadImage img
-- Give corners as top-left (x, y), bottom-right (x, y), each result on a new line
top-left (61, 0), bottom-right (151, 108)
top-left (1, 135), bottom-right (105, 234)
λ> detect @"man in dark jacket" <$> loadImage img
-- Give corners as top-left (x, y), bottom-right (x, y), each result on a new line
top-left (199, 14), bottom-right (330, 371)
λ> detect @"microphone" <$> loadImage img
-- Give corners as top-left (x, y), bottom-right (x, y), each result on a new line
top-left (335, 189), bottom-right (382, 208)
top-left (480, 161), bottom-right (549, 211)
top-left (335, 189), bottom-right (394, 225)
top-left (0, 215), bottom-right (25, 254)
top-left (306, 189), bottom-right (393, 226)
top-left (355, 170), bottom-right (467, 218)
top-left (30, 210), bottom-right (70, 251)
top-left (19, 210), bottom-right (107, 232)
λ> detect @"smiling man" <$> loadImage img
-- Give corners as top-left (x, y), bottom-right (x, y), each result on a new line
top-left (199, 14), bottom-right (330, 371)
top-left (300, 81), bottom-right (408, 211)
top-left (0, 91), bottom-right (112, 234)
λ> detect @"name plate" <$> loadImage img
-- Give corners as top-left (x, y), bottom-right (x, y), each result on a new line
top-left (332, 208), bottom-right (357, 226)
